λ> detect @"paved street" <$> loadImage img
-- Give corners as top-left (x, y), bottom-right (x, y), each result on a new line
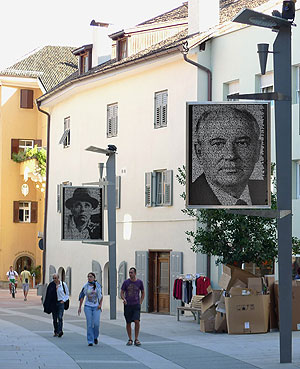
top-left (1, 288), bottom-right (300, 369)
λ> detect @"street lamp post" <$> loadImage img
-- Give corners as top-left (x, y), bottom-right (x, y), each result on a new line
top-left (232, 7), bottom-right (293, 363)
top-left (85, 145), bottom-right (117, 320)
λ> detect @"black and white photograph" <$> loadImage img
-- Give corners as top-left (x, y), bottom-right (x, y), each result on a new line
top-left (62, 186), bottom-right (103, 241)
top-left (186, 102), bottom-right (271, 208)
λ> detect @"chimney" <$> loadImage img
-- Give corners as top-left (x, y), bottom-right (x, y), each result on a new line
top-left (188, 0), bottom-right (220, 36)
top-left (90, 20), bottom-right (111, 67)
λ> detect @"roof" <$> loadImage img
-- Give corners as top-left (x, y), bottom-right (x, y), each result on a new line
top-left (0, 46), bottom-right (78, 92)
top-left (38, 0), bottom-right (272, 102)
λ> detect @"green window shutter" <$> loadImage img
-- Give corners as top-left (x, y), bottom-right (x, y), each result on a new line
top-left (49, 265), bottom-right (56, 283)
top-left (107, 106), bottom-right (113, 137)
top-left (65, 267), bottom-right (71, 295)
top-left (145, 172), bottom-right (153, 207)
top-left (135, 251), bottom-right (149, 312)
top-left (163, 170), bottom-right (173, 206)
top-left (118, 261), bottom-right (127, 298)
top-left (107, 103), bottom-right (118, 137)
top-left (92, 260), bottom-right (103, 286)
top-left (113, 104), bottom-right (118, 137)
top-left (116, 176), bottom-right (121, 209)
top-left (154, 92), bottom-right (162, 128)
top-left (161, 91), bottom-right (168, 127)
top-left (170, 252), bottom-right (183, 315)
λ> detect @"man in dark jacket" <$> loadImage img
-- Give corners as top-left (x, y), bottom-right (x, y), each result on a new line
top-left (43, 274), bottom-right (69, 337)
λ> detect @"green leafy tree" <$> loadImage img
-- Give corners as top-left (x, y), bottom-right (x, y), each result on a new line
top-left (177, 165), bottom-right (300, 270)
top-left (12, 145), bottom-right (46, 176)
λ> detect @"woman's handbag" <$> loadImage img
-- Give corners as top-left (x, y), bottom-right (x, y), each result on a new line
top-left (62, 282), bottom-right (69, 310)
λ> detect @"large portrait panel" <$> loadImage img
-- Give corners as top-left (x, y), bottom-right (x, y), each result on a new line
top-left (62, 186), bottom-right (103, 241)
top-left (186, 102), bottom-right (271, 208)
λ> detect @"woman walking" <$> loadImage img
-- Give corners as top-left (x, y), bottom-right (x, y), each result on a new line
top-left (78, 272), bottom-right (103, 346)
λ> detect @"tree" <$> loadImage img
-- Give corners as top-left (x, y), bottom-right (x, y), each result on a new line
top-left (177, 165), bottom-right (300, 270)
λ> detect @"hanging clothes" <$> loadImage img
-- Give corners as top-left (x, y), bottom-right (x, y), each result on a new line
top-left (196, 276), bottom-right (211, 295)
top-left (173, 278), bottom-right (183, 300)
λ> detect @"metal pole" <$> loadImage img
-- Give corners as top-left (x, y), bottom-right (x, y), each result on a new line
top-left (273, 25), bottom-right (292, 363)
top-left (106, 153), bottom-right (117, 319)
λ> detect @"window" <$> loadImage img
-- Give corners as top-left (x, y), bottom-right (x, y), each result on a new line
top-left (224, 80), bottom-right (239, 101)
top-left (117, 38), bottom-right (128, 60)
top-left (82, 53), bottom-right (89, 73)
top-left (145, 170), bottom-right (173, 207)
top-left (59, 117), bottom-right (70, 147)
top-left (72, 44), bottom-right (92, 74)
top-left (13, 201), bottom-right (38, 223)
top-left (19, 140), bottom-right (34, 151)
top-left (261, 72), bottom-right (274, 94)
top-left (107, 103), bottom-right (118, 137)
top-left (11, 139), bottom-right (42, 158)
top-left (297, 162), bottom-right (300, 199)
top-left (154, 90), bottom-right (168, 128)
top-left (20, 89), bottom-right (33, 109)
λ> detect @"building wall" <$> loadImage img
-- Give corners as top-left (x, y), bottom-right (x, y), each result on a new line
top-left (43, 54), bottom-right (199, 310)
top-left (0, 84), bottom-right (45, 281)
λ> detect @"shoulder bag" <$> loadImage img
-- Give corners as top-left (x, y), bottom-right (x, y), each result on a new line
top-left (62, 282), bottom-right (70, 310)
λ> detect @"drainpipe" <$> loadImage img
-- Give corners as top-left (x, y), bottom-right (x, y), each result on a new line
top-left (182, 41), bottom-right (212, 279)
top-left (182, 41), bottom-right (212, 101)
top-left (36, 100), bottom-right (50, 285)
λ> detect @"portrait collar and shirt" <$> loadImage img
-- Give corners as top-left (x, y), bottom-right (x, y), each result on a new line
top-left (207, 178), bottom-right (252, 206)
top-left (65, 215), bottom-right (99, 239)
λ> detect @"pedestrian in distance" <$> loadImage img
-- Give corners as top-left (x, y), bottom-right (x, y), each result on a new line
top-left (78, 272), bottom-right (103, 346)
top-left (121, 267), bottom-right (145, 347)
top-left (295, 267), bottom-right (300, 280)
top-left (7, 266), bottom-right (18, 295)
top-left (20, 266), bottom-right (31, 301)
top-left (43, 274), bottom-right (69, 337)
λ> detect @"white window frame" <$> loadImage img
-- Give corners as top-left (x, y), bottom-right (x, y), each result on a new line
top-left (297, 161), bottom-right (300, 199)
top-left (19, 201), bottom-right (31, 223)
top-left (261, 72), bottom-right (274, 93)
top-left (107, 103), bottom-right (118, 138)
top-left (154, 90), bottom-right (168, 128)
top-left (19, 140), bottom-right (34, 151)
top-left (59, 117), bottom-right (70, 147)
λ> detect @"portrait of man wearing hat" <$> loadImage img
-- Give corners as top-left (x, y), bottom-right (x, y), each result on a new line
top-left (63, 187), bottom-right (101, 240)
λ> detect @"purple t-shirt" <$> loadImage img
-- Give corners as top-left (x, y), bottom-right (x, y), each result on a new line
top-left (121, 279), bottom-right (144, 305)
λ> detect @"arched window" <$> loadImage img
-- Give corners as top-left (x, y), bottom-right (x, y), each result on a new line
top-left (58, 267), bottom-right (65, 282)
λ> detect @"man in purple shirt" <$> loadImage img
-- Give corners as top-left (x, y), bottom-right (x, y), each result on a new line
top-left (121, 267), bottom-right (145, 346)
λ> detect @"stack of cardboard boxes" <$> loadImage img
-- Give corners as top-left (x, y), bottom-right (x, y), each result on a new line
top-left (200, 265), bottom-right (271, 334)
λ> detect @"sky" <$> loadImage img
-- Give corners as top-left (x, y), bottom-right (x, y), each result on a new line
top-left (0, 0), bottom-right (184, 70)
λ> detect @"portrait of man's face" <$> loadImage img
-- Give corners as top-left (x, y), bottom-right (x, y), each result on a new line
top-left (186, 103), bottom-right (270, 208)
top-left (62, 186), bottom-right (103, 241)
top-left (195, 110), bottom-right (261, 198)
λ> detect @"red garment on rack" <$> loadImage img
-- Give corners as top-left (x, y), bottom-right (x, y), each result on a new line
top-left (173, 278), bottom-right (183, 300)
top-left (196, 276), bottom-right (210, 295)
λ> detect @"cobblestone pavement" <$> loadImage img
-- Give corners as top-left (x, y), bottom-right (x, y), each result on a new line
top-left (1, 288), bottom-right (300, 369)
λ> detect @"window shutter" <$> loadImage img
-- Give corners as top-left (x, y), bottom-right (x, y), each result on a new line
top-left (11, 139), bottom-right (20, 158)
top-left (117, 261), bottom-right (127, 298)
top-left (34, 139), bottom-right (42, 148)
top-left (20, 89), bottom-right (34, 109)
top-left (135, 251), bottom-right (149, 312)
top-left (31, 201), bottom-right (38, 223)
top-left (57, 184), bottom-right (62, 213)
top-left (170, 252), bottom-right (183, 315)
top-left (49, 265), bottom-right (56, 283)
top-left (145, 172), bottom-right (153, 207)
top-left (154, 93), bottom-right (162, 128)
top-left (113, 104), bottom-right (118, 136)
top-left (116, 176), bottom-right (121, 209)
top-left (107, 106), bottom-right (113, 137)
top-left (163, 170), bottom-right (173, 206)
top-left (65, 267), bottom-right (72, 294)
top-left (161, 91), bottom-right (168, 127)
top-left (92, 260), bottom-right (103, 286)
top-left (13, 201), bottom-right (19, 223)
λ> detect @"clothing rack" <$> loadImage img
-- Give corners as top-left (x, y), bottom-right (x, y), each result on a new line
top-left (176, 273), bottom-right (206, 281)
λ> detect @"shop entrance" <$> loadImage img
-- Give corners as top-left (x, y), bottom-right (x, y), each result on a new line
top-left (148, 251), bottom-right (170, 313)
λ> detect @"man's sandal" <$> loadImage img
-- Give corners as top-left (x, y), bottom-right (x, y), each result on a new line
top-left (134, 339), bottom-right (141, 346)
top-left (126, 339), bottom-right (133, 346)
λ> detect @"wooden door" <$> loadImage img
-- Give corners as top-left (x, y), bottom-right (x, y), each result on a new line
top-left (148, 251), bottom-right (170, 313)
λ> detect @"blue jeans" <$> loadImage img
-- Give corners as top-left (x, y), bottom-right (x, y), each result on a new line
top-left (84, 305), bottom-right (101, 344)
top-left (52, 302), bottom-right (64, 334)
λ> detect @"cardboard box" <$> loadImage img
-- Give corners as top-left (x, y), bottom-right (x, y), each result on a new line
top-left (200, 306), bottom-right (216, 333)
top-left (216, 291), bottom-right (226, 313)
top-left (218, 265), bottom-right (255, 291)
top-left (248, 278), bottom-right (263, 294)
top-left (231, 279), bottom-right (247, 289)
top-left (201, 290), bottom-right (222, 313)
top-left (275, 281), bottom-right (300, 331)
top-left (225, 294), bottom-right (270, 334)
top-left (215, 311), bottom-right (227, 333)
top-left (229, 287), bottom-right (253, 296)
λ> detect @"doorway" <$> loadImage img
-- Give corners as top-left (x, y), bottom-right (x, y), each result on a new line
top-left (148, 251), bottom-right (170, 313)
top-left (15, 256), bottom-right (33, 275)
